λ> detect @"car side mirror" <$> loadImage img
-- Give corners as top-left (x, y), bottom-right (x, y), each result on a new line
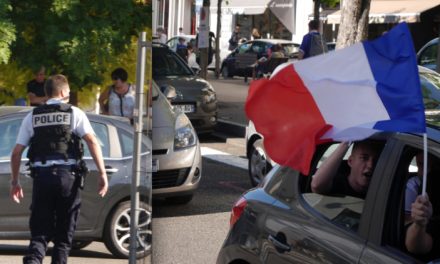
top-left (161, 85), bottom-right (177, 100)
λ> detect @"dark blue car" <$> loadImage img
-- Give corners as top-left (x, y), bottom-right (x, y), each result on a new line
top-left (220, 39), bottom-right (299, 79)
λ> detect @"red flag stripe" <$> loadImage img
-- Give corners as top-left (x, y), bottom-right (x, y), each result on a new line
top-left (245, 65), bottom-right (331, 175)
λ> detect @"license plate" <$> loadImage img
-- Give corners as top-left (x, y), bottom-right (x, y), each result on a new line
top-left (152, 159), bottom-right (159, 172)
top-left (174, 104), bottom-right (195, 113)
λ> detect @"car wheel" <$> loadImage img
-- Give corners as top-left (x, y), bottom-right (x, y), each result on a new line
top-left (166, 194), bottom-right (193, 205)
top-left (103, 201), bottom-right (152, 259)
top-left (71, 240), bottom-right (92, 250)
top-left (248, 139), bottom-right (272, 187)
top-left (221, 65), bottom-right (232, 78)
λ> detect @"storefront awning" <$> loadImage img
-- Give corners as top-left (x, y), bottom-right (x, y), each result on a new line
top-left (210, 0), bottom-right (270, 15)
top-left (327, 0), bottom-right (440, 24)
top-left (268, 0), bottom-right (296, 34)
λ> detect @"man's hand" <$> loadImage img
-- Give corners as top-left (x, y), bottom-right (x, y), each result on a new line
top-left (411, 195), bottom-right (432, 227)
top-left (10, 182), bottom-right (24, 203)
top-left (98, 173), bottom-right (108, 197)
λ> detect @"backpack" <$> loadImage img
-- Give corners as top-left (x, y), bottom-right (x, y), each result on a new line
top-left (309, 33), bottom-right (328, 57)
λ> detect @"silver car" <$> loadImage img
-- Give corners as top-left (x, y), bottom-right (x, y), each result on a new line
top-left (0, 107), bottom-right (151, 258)
top-left (152, 81), bottom-right (202, 204)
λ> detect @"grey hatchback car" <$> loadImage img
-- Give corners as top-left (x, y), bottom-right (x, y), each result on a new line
top-left (152, 42), bottom-right (218, 134)
top-left (219, 128), bottom-right (440, 263)
top-left (0, 106), bottom-right (151, 259)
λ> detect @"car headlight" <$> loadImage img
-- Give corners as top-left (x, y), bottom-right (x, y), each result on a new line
top-left (201, 87), bottom-right (216, 104)
top-left (174, 113), bottom-right (197, 150)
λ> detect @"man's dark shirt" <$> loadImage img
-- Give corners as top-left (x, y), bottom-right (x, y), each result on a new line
top-left (330, 171), bottom-right (366, 199)
top-left (27, 79), bottom-right (46, 106)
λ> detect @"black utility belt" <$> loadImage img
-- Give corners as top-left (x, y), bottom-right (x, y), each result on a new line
top-left (32, 164), bottom-right (77, 170)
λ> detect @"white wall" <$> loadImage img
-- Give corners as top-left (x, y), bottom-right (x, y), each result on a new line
top-left (292, 1), bottom-right (313, 44)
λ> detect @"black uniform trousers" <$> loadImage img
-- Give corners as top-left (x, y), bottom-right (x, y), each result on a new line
top-left (23, 165), bottom-right (81, 264)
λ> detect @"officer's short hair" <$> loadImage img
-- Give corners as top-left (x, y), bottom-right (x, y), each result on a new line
top-left (111, 68), bottom-right (128, 82)
top-left (45, 74), bottom-right (69, 97)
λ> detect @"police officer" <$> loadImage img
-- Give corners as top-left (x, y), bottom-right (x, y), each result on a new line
top-left (10, 74), bottom-right (108, 264)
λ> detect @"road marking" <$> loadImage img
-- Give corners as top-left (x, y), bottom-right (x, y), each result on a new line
top-left (201, 147), bottom-right (247, 170)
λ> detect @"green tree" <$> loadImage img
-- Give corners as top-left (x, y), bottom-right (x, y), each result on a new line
top-left (7, 0), bottom-right (151, 94)
top-left (0, 0), bottom-right (15, 64)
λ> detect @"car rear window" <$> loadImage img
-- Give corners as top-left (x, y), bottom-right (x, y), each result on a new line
top-left (152, 48), bottom-right (193, 77)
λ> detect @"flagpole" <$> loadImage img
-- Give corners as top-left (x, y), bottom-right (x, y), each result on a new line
top-left (422, 133), bottom-right (428, 196)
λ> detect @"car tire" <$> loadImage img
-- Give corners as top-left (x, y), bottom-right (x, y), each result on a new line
top-left (221, 65), bottom-right (232, 78)
top-left (103, 201), bottom-right (152, 259)
top-left (248, 139), bottom-right (272, 187)
top-left (166, 194), bottom-right (193, 205)
top-left (71, 240), bottom-right (92, 250)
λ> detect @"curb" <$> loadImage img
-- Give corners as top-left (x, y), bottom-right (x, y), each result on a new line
top-left (216, 119), bottom-right (247, 138)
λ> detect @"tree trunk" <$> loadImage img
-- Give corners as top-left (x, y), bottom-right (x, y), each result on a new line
top-left (215, 0), bottom-right (222, 79)
top-left (336, 0), bottom-right (371, 49)
top-left (314, 0), bottom-right (320, 22)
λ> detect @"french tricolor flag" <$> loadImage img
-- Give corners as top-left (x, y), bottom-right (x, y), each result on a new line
top-left (245, 22), bottom-right (426, 175)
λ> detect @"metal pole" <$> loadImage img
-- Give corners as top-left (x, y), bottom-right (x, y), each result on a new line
top-left (129, 31), bottom-right (147, 264)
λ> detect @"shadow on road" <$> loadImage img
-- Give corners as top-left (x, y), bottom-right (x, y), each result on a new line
top-left (0, 244), bottom-right (116, 259)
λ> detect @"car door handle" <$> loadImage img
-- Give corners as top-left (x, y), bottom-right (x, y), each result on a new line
top-left (105, 166), bottom-right (118, 173)
top-left (268, 234), bottom-right (291, 253)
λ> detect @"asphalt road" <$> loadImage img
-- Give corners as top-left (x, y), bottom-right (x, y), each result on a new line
top-left (207, 72), bottom-right (250, 125)
top-left (0, 240), bottom-right (150, 264)
top-left (152, 133), bottom-right (250, 264)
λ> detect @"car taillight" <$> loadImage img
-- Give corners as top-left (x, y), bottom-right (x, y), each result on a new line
top-left (230, 197), bottom-right (247, 228)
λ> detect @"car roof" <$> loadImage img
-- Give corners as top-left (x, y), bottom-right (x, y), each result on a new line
top-left (418, 64), bottom-right (437, 74)
top-left (170, 34), bottom-right (196, 40)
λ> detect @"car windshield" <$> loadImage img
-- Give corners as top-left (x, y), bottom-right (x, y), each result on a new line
top-left (152, 48), bottom-right (193, 77)
top-left (420, 70), bottom-right (440, 109)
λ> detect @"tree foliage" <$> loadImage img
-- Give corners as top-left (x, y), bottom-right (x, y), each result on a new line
top-left (0, 0), bottom-right (15, 64)
top-left (8, 0), bottom-right (151, 91)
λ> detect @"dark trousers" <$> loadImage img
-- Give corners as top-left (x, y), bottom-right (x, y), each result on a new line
top-left (23, 166), bottom-right (81, 264)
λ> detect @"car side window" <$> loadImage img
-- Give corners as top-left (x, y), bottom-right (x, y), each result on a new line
top-left (383, 145), bottom-right (440, 261)
top-left (302, 143), bottom-right (365, 232)
top-left (83, 122), bottom-right (109, 158)
top-left (237, 43), bottom-right (251, 54)
top-left (167, 38), bottom-right (178, 51)
top-left (118, 127), bottom-right (147, 157)
top-left (419, 43), bottom-right (437, 68)
top-left (0, 118), bottom-right (24, 160)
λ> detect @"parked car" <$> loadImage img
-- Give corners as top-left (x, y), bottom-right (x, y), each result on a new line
top-left (220, 39), bottom-right (300, 78)
top-left (151, 80), bottom-right (201, 204)
top-left (152, 42), bottom-right (218, 134)
top-left (0, 106), bottom-right (151, 258)
top-left (417, 37), bottom-right (438, 71)
top-left (166, 34), bottom-right (228, 71)
top-left (218, 126), bottom-right (440, 263)
top-left (246, 65), bottom-right (440, 187)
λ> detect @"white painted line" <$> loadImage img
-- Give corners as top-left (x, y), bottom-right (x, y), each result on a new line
top-left (201, 147), bottom-right (248, 170)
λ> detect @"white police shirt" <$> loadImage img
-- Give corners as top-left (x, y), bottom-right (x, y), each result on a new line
top-left (16, 98), bottom-right (95, 167)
